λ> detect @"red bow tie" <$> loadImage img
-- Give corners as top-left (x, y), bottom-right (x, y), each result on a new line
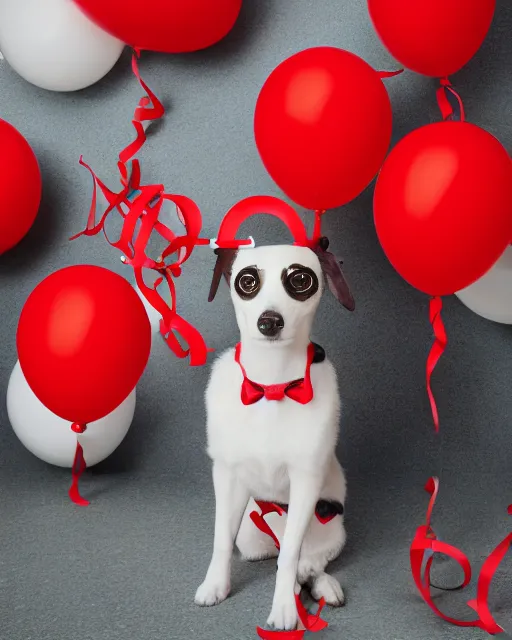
top-left (235, 343), bottom-right (315, 406)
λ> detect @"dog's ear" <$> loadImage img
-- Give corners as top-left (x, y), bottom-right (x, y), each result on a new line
top-left (208, 249), bottom-right (238, 302)
top-left (314, 238), bottom-right (355, 312)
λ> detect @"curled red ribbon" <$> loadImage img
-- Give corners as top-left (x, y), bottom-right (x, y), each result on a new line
top-left (436, 77), bottom-right (466, 122)
top-left (410, 80), bottom-right (512, 635)
top-left (256, 597), bottom-right (328, 640)
top-left (378, 69), bottom-right (404, 79)
top-left (250, 501), bottom-right (285, 550)
top-left (411, 478), bottom-right (511, 635)
top-left (296, 597), bottom-right (328, 633)
top-left (257, 628), bottom-right (304, 640)
top-left (311, 210), bottom-right (325, 245)
top-left (71, 49), bottom-right (209, 365)
top-left (427, 296), bottom-right (447, 432)
top-left (69, 426), bottom-right (89, 507)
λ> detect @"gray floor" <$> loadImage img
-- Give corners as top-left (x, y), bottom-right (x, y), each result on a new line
top-left (1, 1), bottom-right (511, 639)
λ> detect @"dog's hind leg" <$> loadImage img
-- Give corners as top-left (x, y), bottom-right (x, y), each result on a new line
top-left (236, 499), bottom-right (282, 561)
top-left (297, 456), bottom-right (347, 606)
top-left (309, 570), bottom-right (345, 606)
top-left (297, 515), bottom-right (346, 606)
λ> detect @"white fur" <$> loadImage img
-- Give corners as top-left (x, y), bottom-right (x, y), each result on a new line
top-left (195, 245), bottom-right (347, 630)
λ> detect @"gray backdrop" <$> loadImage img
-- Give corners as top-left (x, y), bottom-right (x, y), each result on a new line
top-left (0, 2), bottom-right (510, 639)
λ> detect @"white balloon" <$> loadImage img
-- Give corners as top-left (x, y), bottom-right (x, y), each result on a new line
top-left (0, 0), bottom-right (124, 91)
top-left (455, 246), bottom-right (512, 325)
top-left (135, 283), bottom-right (165, 334)
top-left (7, 361), bottom-right (136, 467)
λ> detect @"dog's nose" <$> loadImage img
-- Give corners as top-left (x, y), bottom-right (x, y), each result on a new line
top-left (257, 311), bottom-right (284, 337)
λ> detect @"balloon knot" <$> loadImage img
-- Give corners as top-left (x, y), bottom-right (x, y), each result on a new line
top-left (71, 423), bottom-right (87, 434)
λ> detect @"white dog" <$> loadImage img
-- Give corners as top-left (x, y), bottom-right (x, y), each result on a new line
top-left (195, 234), bottom-right (354, 631)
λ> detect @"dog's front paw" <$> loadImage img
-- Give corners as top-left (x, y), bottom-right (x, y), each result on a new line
top-left (194, 577), bottom-right (231, 607)
top-left (266, 592), bottom-right (298, 631)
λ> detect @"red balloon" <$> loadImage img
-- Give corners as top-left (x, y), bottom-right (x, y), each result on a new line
top-left (0, 119), bottom-right (41, 255)
top-left (254, 47), bottom-right (393, 211)
top-left (368, 0), bottom-right (496, 77)
top-left (17, 265), bottom-right (151, 424)
top-left (374, 121), bottom-right (512, 297)
top-left (73, 0), bottom-right (242, 53)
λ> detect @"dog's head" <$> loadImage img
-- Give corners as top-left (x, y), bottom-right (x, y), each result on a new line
top-left (206, 195), bottom-right (354, 343)
top-left (230, 244), bottom-right (323, 343)
top-left (209, 240), bottom-right (354, 344)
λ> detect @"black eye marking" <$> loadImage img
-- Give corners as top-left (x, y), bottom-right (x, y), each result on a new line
top-left (282, 264), bottom-right (319, 301)
top-left (234, 266), bottom-right (261, 300)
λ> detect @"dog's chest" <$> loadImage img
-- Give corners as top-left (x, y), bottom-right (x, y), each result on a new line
top-left (206, 351), bottom-right (339, 495)
top-left (209, 400), bottom-right (304, 499)
top-left (210, 393), bottom-right (314, 453)
top-left (237, 454), bottom-right (290, 501)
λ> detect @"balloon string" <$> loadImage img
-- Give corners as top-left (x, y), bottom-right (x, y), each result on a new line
top-left (71, 49), bottom-right (209, 365)
top-left (312, 210), bottom-right (325, 244)
top-left (436, 78), bottom-right (465, 122)
top-left (69, 424), bottom-right (89, 507)
top-left (416, 75), bottom-right (510, 640)
top-left (426, 296), bottom-right (447, 432)
top-left (415, 305), bottom-right (510, 632)
top-left (377, 69), bottom-right (404, 78)
top-left (411, 478), bottom-right (510, 634)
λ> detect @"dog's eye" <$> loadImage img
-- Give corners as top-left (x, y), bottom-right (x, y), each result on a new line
top-left (234, 267), bottom-right (261, 299)
top-left (282, 264), bottom-right (319, 301)
top-left (290, 271), bottom-right (312, 291)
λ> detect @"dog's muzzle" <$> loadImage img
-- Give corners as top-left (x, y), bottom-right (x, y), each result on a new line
top-left (257, 311), bottom-right (284, 338)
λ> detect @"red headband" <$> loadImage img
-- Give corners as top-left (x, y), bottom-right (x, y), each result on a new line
top-left (197, 195), bottom-right (316, 250)
top-left (205, 195), bottom-right (355, 311)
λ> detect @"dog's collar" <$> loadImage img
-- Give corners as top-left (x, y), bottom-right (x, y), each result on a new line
top-left (234, 343), bottom-right (325, 405)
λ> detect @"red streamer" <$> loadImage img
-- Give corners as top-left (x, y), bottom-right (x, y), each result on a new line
top-left (411, 78), bottom-right (512, 635)
top-left (71, 49), bottom-right (209, 366)
top-left (426, 296), bottom-right (447, 432)
top-left (296, 597), bottom-right (328, 633)
top-left (410, 478), bottom-right (511, 634)
top-left (69, 426), bottom-right (89, 507)
top-left (256, 598), bottom-right (328, 640)
top-left (436, 77), bottom-right (466, 122)
top-left (378, 69), bottom-right (404, 79)
top-left (257, 628), bottom-right (304, 640)
top-left (413, 297), bottom-right (511, 635)
top-left (250, 501), bottom-right (285, 550)
top-left (311, 210), bottom-right (325, 245)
